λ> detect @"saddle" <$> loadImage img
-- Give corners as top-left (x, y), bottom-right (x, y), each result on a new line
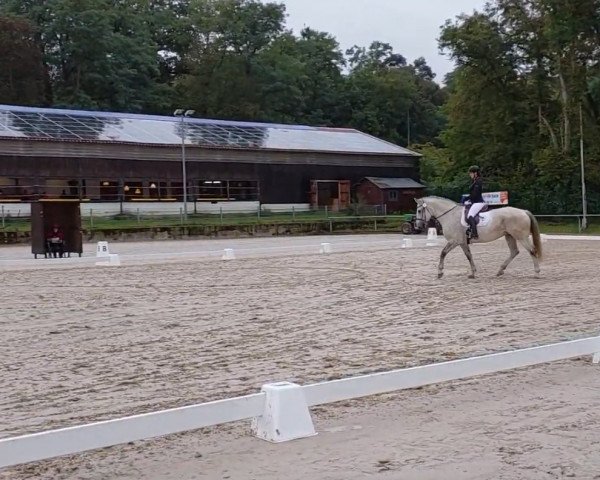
top-left (463, 204), bottom-right (489, 225)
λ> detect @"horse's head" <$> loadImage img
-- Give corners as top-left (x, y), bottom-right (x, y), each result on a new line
top-left (414, 196), bottom-right (457, 226)
top-left (414, 198), bottom-right (430, 227)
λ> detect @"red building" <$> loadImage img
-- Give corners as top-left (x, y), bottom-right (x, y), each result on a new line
top-left (356, 177), bottom-right (425, 214)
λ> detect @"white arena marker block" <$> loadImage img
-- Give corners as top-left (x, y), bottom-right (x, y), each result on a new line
top-left (541, 234), bottom-right (548, 244)
top-left (402, 238), bottom-right (413, 249)
top-left (95, 254), bottom-right (120, 267)
top-left (252, 382), bottom-right (316, 443)
top-left (96, 241), bottom-right (110, 257)
top-left (426, 228), bottom-right (438, 246)
top-left (320, 242), bottom-right (332, 254)
top-left (593, 352), bottom-right (600, 364)
top-left (222, 248), bottom-right (236, 260)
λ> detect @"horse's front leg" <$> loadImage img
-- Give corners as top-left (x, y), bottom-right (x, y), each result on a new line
top-left (460, 243), bottom-right (477, 278)
top-left (497, 234), bottom-right (519, 276)
top-left (438, 241), bottom-right (458, 279)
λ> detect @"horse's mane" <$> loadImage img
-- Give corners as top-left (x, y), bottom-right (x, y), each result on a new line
top-left (422, 195), bottom-right (458, 206)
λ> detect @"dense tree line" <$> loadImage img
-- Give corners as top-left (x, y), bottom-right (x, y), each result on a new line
top-left (427, 0), bottom-right (600, 213)
top-left (0, 0), bottom-right (445, 148)
top-left (1, 0), bottom-right (598, 214)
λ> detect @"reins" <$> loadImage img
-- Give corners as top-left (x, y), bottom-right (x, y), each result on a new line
top-left (422, 203), bottom-right (458, 221)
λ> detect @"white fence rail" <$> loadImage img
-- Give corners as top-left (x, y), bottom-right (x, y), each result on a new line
top-left (303, 336), bottom-right (600, 406)
top-left (1, 336), bottom-right (599, 469)
top-left (0, 393), bottom-right (265, 468)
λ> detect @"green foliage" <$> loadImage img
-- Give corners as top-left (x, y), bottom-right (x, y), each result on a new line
top-left (1, 0), bottom-right (173, 111)
top-left (0, 15), bottom-right (46, 105)
top-left (439, 0), bottom-right (600, 214)
top-left (0, 0), bottom-right (445, 147)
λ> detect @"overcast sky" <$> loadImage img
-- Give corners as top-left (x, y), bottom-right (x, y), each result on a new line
top-left (269, 0), bottom-right (488, 81)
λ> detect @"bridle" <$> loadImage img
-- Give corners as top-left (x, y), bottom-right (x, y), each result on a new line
top-left (418, 203), bottom-right (458, 223)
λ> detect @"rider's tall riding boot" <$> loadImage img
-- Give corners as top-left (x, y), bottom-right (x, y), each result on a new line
top-left (467, 216), bottom-right (479, 239)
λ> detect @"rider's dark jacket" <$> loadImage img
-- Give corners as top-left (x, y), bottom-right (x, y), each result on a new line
top-left (466, 177), bottom-right (484, 203)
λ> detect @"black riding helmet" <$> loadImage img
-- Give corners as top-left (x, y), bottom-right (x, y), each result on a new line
top-left (468, 165), bottom-right (481, 174)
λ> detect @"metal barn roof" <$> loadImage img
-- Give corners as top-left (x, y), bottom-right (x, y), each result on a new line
top-left (0, 105), bottom-right (419, 156)
top-left (364, 177), bottom-right (425, 189)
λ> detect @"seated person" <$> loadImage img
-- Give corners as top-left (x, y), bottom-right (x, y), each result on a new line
top-left (46, 224), bottom-right (65, 258)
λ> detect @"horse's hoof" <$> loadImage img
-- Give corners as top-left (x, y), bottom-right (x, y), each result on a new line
top-left (496, 270), bottom-right (504, 277)
top-left (438, 273), bottom-right (443, 279)
top-left (468, 274), bottom-right (475, 279)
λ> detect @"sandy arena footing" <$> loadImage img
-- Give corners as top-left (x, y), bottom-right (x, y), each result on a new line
top-left (1, 234), bottom-right (599, 479)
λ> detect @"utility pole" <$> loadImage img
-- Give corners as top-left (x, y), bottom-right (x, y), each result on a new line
top-left (580, 104), bottom-right (588, 230)
top-left (407, 108), bottom-right (411, 146)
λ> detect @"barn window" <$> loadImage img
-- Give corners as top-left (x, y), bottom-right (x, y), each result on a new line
top-left (197, 180), bottom-right (259, 201)
top-left (388, 190), bottom-right (398, 201)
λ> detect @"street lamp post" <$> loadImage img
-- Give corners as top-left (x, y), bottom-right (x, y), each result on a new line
top-left (579, 104), bottom-right (588, 230)
top-left (174, 109), bottom-right (195, 222)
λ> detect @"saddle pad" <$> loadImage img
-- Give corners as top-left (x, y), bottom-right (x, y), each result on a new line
top-left (461, 211), bottom-right (492, 228)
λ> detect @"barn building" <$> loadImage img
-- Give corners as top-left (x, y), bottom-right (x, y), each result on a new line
top-left (0, 105), bottom-right (421, 214)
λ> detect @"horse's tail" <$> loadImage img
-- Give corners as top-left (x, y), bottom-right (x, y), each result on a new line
top-left (526, 211), bottom-right (543, 261)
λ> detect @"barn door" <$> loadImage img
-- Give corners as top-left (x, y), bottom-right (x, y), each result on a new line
top-left (338, 180), bottom-right (351, 209)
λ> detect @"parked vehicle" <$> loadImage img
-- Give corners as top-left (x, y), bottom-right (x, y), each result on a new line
top-left (400, 213), bottom-right (442, 235)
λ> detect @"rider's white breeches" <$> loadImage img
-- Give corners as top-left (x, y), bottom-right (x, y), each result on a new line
top-left (468, 203), bottom-right (486, 218)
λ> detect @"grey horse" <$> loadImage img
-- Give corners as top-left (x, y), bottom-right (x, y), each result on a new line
top-left (415, 196), bottom-right (543, 279)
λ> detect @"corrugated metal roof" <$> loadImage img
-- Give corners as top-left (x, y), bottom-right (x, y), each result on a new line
top-left (364, 177), bottom-right (425, 189)
top-left (0, 104), bottom-right (421, 157)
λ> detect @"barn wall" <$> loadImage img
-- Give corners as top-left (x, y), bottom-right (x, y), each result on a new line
top-left (0, 142), bottom-right (421, 205)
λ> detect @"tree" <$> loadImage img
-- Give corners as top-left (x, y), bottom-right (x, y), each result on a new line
top-left (257, 28), bottom-right (346, 124)
top-left (176, 0), bottom-right (286, 119)
top-left (342, 42), bottom-right (446, 146)
top-left (0, 15), bottom-right (46, 105)
top-left (439, 0), bottom-right (600, 213)
top-left (1, 0), bottom-right (173, 112)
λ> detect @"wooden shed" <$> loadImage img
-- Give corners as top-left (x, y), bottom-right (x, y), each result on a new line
top-left (356, 177), bottom-right (425, 214)
top-left (31, 199), bottom-right (83, 258)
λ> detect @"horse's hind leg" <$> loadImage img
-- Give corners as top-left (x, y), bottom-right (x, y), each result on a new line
top-left (460, 243), bottom-right (477, 278)
top-left (497, 234), bottom-right (519, 277)
top-left (518, 237), bottom-right (540, 275)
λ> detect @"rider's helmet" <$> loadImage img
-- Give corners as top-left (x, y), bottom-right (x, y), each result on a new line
top-left (468, 165), bottom-right (481, 174)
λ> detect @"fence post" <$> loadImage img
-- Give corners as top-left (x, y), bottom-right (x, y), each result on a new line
top-left (89, 209), bottom-right (94, 230)
top-left (384, 203), bottom-right (387, 216)
top-left (329, 219), bottom-right (333, 233)
top-left (292, 206), bottom-right (296, 220)
top-left (180, 207), bottom-right (183, 226)
top-left (137, 208), bottom-right (141, 225)
top-left (325, 205), bottom-right (328, 218)
top-left (1, 205), bottom-right (4, 229)
top-left (374, 218), bottom-right (377, 231)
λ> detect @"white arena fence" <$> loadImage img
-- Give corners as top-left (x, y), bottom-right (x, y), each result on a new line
top-left (0, 202), bottom-right (313, 218)
top-left (1, 336), bottom-right (599, 468)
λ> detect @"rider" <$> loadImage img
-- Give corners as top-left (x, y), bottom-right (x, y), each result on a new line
top-left (464, 165), bottom-right (485, 239)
